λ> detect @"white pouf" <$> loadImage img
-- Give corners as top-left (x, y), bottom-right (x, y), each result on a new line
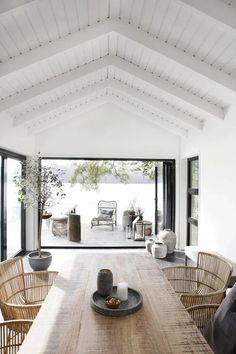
top-left (158, 229), bottom-right (176, 254)
top-left (151, 242), bottom-right (167, 259)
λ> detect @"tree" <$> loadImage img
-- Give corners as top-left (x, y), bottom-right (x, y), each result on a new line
top-left (70, 160), bottom-right (158, 190)
top-left (13, 154), bottom-right (66, 257)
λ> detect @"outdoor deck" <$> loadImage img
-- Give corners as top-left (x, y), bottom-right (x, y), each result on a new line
top-left (41, 223), bottom-right (146, 248)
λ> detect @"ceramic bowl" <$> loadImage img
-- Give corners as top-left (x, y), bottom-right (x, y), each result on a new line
top-left (105, 296), bottom-right (121, 309)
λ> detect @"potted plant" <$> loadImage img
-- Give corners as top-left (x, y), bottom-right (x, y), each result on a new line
top-left (13, 154), bottom-right (65, 271)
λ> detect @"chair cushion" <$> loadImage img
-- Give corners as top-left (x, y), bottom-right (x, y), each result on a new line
top-left (100, 209), bottom-right (114, 217)
top-left (203, 283), bottom-right (236, 354)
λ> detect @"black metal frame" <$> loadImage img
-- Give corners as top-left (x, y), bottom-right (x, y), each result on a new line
top-left (0, 148), bottom-right (26, 260)
top-left (186, 156), bottom-right (199, 246)
top-left (163, 161), bottom-right (176, 232)
top-left (41, 156), bottom-right (176, 249)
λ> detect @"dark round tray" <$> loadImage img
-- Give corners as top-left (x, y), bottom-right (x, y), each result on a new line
top-left (91, 286), bottom-right (143, 316)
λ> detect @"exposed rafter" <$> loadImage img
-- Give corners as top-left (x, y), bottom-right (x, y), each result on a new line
top-left (1, 56), bottom-right (223, 121)
top-left (177, 0), bottom-right (236, 35)
top-left (14, 78), bottom-right (203, 130)
top-left (28, 89), bottom-right (187, 137)
top-left (0, 20), bottom-right (235, 98)
top-left (27, 95), bottom-right (108, 135)
top-left (108, 94), bottom-right (187, 137)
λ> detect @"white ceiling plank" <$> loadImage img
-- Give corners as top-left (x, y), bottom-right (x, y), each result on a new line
top-left (108, 94), bottom-right (187, 137)
top-left (14, 78), bottom-right (202, 130)
top-left (114, 21), bottom-right (236, 95)
top-left (0, 0), bottom-right (35, 14)
top-left (28, 90), bottom-right (186, 138)
top-left (28, 95), bottom-right (108, 135)
top-left (177, 0), bottom-right (236, 35)
top-left (1, 20), bottom-right (235, 98)
top-left (0, 56), bottom-right (224, 120)
top-left (110, 80), bottom-right (203, 130)
top-left (113, 57), bottom-right (224, 120)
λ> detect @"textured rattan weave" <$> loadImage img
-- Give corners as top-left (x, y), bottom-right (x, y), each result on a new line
top-left (0, 257), bottom-right (58, 321)
top-left (187, 304), bottom-right (219, 329)
top-left (162, 252), bottom-right (232, 308)
top-left (0, 319), bottom-right (32, 354)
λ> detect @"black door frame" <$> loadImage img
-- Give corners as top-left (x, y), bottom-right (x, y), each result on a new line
top-left (0, 148), bottom-right (26, 260)
top-left (41, 157), bottom-right (176, 249)
top-left (186, 156), bottom-right (199, 246)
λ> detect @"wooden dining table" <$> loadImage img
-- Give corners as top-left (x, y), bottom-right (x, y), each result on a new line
top-left (18, 252), bottom-right (213, 354)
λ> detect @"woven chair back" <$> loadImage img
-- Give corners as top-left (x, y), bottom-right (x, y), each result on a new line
top-left (0, 320), bottom-right (32, 353)
top-left (0, 257), bottom-right (25, 304)
top-left (196, 252), bottom-right (233, 295)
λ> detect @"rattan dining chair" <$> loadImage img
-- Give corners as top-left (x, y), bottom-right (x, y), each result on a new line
top-left (187, 304), bottom-right (219, 330)
top-left (162, 252), bottom-right (233, 308)
top-left (0, 257), bottom-right (58, 321)
top-left (0, 319), bottom-right (32, 354)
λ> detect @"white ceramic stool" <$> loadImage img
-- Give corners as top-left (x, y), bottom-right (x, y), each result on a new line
top-left (151, 242), bottom-right (167, 259)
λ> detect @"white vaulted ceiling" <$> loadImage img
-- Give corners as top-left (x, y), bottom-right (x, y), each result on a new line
top-left (0, 0), bottom-right (236, 137)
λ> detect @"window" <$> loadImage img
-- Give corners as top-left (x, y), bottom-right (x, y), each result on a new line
top-left (187, 157), bottom-right (199, 246)
top-left (0, 149), bottom-right (26, 260)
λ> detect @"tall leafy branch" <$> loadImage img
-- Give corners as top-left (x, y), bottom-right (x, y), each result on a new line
top-left (13, 154), bottom-right (66, 257)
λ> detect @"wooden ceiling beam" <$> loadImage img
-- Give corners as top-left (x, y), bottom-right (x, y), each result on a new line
top-left (0, 20), bottom-right (235, 97)
top-left (14, 78), bottom-right (203, 130)
top-left (1, 56), bottom-right (223, 121)
top-left (28, 88), bottom-right (187, 137)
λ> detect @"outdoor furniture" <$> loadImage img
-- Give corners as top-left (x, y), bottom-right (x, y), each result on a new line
top-left (67, 214), bottom-right (81, 242)
top-left (17, 253), bottom-right (213, 354)
top-left (162, 252), bottom-right (233, 308)
top-left (91, 200), bottom-right (117, 230)
top-left (0, 257), bottom-right (58, 321)
top-left (187, 304), bottom-right (219, 330)
top-left (51, 215), bottom-right (68, 236)
top-left (0, 320), bottom-right (33, 353)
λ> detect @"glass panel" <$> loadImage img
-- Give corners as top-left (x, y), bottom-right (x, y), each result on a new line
top-left (41, 159), bottom-right (162, 247)
top-left (7, 159), bottom-right (22, 258)
top-left (189, 224), bottom-right (198, 246)
top-left (190, 159), bottom-right (199, 188)
top-left (191, 195), bottom-right (198, 219)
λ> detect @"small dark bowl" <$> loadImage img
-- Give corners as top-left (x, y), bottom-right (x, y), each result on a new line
top-left (105, 296), bottom-right (121, 309)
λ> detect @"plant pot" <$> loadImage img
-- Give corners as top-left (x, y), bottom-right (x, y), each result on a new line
top-left (28, 251), bottom-right (52, 271)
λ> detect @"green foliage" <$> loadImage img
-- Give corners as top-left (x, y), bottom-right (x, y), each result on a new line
top-left (70, 160), bottom-right (158, 190)
top-left (13, 155), bottom-right (65, 210)
top-left (70, 160), bottom-right (129, 191)
top-left (13, 154), bottom-right (66, 256)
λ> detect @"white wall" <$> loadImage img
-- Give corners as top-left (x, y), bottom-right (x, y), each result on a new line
top-left (1, 103), bottom-right (181, 251)
top-left (0, 113), bottom-right (35, 155)
top-left (35, 103), bottom-right (180, 159)
top-left (180, 104), bottom-right (236, 262)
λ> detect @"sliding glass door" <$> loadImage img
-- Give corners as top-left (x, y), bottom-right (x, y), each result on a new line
top-left (0, 149), bottom-right (25, 260)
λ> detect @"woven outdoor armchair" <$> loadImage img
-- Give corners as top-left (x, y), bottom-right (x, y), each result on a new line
top-left (162, 252), bottom-right (232, 308)
top-left (187, 304), bottom-right (219, 330)
top-left (0, 319), bottom-right (32, 353)
top-left (0, 257), bottom-right (58, 321)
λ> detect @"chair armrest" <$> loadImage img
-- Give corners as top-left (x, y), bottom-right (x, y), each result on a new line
top-left (180, 289), bottom-right (226, 308)
top-left (162, 265), bottom-right (198, 279)
top-left (24, 271), bottom-right (58, 287)
top-left (162, 266), bottom-right (198, 293)
top-left (187, 304), bottom-right (219, 329)
top-left (0, 300), bottom-right (41, 321)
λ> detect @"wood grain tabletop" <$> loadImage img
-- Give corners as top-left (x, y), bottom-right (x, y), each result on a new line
top-left (18, 252), bottom-right (213, 354)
